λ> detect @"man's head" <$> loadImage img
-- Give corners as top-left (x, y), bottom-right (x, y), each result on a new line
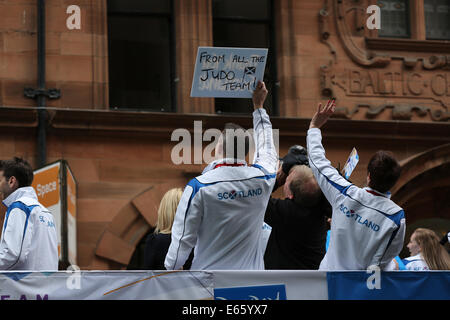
top-left (280, 145), bottom-right (309, 175)
top-left (367, 150), bottom-right (401, 193)
top-left (214, 123), bottom-right (250, 161)
top-left (0, 157), bottom-right (33, 200)
top-left (284, 165), bottom-right (321, 207)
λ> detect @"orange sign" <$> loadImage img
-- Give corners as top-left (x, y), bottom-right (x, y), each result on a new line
top-left (32, 162), bottom-right (60, 208)
top-left (66, 165), bottom-right (77, 265)
top-left (66, 167), bottom-right (76, 218)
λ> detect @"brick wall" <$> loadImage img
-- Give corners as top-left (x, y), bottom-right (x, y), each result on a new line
top-left (0, 0), bottom-right (449, 269)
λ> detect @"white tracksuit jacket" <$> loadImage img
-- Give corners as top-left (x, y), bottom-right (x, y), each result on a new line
top-left (307, 128), bottom-right (406, 270)
top-left (0, 187), bottom-right (58, 271)
top-left (402, 254), bottom-right (429, 271)
top-left (165, 108), bottom-right (278, 270)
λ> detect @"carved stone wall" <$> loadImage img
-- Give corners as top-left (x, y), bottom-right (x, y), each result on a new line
top-left (313, 0), bottom-right (450, 122)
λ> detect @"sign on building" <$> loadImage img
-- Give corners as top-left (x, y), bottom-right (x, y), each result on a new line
top-left (32, 160), bottom-right (77, 268)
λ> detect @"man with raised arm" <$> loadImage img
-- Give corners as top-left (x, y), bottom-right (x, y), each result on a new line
top-left (165, 81), bottom-right (278, 270)
top-left (307, 100), bottom-right (405, 270)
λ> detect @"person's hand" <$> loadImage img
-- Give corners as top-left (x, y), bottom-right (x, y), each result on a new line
top-left (392, 259), bottom-right (399, 270)
top-left (309, 99), bottom-right (336, 129)
top-left (252, 81), bottom-right (268, 109)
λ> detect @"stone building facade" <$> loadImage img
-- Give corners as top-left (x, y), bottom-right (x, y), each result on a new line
top-left (0, 0), bottom-right (449, 269)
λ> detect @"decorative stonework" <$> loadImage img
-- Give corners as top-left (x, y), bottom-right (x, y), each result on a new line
top-left (318, 0), bottom-right (450, 122)
top-left (333, 103), bottom-right (450, 121)
top-left (392, 143), bottom-right (450, 206)
top-left (333, 0), bottom-right (391, 67)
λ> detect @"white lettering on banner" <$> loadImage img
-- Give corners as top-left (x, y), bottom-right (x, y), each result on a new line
top-left (366, 265), bottom-right (381, 290)
top-left (36, 181), bottom-right (57, 198)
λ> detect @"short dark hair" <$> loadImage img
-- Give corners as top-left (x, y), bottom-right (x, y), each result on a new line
top-left (0, 157), bottom-right (34, 187)
top-left (222, 123), bottom-right (250, 160)
top-left (367, 151), bottom-right (401, 193)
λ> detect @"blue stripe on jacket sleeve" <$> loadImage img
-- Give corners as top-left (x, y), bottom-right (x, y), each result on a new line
top-left (309, 158), bottom-right (352, 196)
top-left (3, 202), bottom-right (38, 239)
top-left (383, 210), bottom-right (404, 228)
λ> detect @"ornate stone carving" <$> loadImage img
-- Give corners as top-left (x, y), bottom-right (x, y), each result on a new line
top-left (319, 1), bottom-right (337, 63)
top-left (333, 103), bottom-right (449, 121)
top-left (318, 0), bottom-right (450, 122)
top-left (333, 0), bottom-right (391, 67)
top-left (423, 55), bottom-right (450, 70)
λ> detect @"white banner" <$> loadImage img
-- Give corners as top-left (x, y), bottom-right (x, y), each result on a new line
top-left (0, 271), bottom-right (214, 300)
top-left (213, 270), bottom-right (328, 300)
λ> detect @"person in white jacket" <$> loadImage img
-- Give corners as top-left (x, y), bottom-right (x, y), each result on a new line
top-left (307, 100), bottom-right (406, 270)
top-left (0, 157), bottom-right (58, 271)
top-left (165, 81), bottom-right (278, 270)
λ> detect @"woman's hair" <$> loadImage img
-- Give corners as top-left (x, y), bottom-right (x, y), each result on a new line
top-left (154, 188), bottom-right (183, 235)
top-left (414, 228), bottom-right (450, 270)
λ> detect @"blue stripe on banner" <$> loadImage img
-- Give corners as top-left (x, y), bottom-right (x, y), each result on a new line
top-left (327, 271), bottom-right (450, 300)
top-left (3, 272), bottom-right (32, 281)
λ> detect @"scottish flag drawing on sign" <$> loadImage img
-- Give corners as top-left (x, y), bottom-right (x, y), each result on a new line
top-left (191, 47), bottom-right (268, 98)
top-left (214, 284), bottom-right (287, 300)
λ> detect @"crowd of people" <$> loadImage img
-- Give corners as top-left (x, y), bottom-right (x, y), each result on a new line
top-left (147, 82), bottom-right (450, 272)
top-left (0, 81), bottom-right (449, 272)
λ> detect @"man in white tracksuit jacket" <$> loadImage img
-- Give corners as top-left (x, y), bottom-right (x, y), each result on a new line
top-left (0, 158), bottom-right (58, 271)
top-left (307, 100), bottom-right (406, 270)
top-left (165, 81), bottom-right (278, 270)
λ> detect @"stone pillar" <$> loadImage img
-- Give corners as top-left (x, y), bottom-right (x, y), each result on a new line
top-left (274, 0), bottom-right (301, 117)
top-left (174, 0), bottom-right (214, 114)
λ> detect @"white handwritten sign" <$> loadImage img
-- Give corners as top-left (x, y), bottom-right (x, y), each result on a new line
top-left (191, 47), bottom-right (268, 98)
top-left (342, 148), bottom-right (359, 180)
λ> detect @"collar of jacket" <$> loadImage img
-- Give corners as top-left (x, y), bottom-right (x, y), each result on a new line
top-left (202, 158), bottom-right (248, 174)
top-left (363, 187), bottom-right (391, 199)
top-left (2, 186), bottom-right (38, 208)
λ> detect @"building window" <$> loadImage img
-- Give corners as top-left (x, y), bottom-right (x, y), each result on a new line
top-left (377, 0), bottom-right (410, 38)
top-left (107, 0), bottom-right (175, 111)
top-left (212, 0), bottom-right (277, 115)
top-left (424, 0), bottom-right (450, 40)
top-left (375, 0), bottom-right (450, 41)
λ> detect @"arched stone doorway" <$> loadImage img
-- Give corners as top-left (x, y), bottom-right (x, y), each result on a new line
top-left (93, 182), bottom-right (177, 269)
top-left (391, 143), bottom-right (450, 256)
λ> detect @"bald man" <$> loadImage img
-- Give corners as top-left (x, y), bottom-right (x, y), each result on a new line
top-left (264, 165), bottom-right (331, 269)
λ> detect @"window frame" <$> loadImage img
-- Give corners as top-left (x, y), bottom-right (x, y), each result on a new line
top-left (366, 0), bottom-right (450, 52)
top-left (211, 0), bottom-right (279, 116)
top-left (107, 1), bottom-right (177, 112)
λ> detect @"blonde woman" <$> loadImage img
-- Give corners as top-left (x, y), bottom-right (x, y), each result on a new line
top-left (402, 228), bottom-right (450, 270)
top-left (144, 188), bottom-right (193, 270)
